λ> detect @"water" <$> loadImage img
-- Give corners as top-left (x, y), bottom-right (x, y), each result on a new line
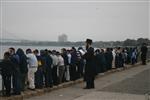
top-left (0, 45), bottom-right (73, 59)
top-left (0, 45), bottom-right (72, 91)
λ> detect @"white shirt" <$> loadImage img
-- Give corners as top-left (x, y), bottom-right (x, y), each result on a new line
top-left (58, 55), bottom-right (64, 66)
top-left (67, 53), bottom-right (71, 64)
top-left (51, 54), bottom-right (59, 66)
top-left (26, 53), bottom-right (38, 68)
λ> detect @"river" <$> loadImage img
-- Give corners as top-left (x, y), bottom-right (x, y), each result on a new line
top-left (0, 45), bottom-right (74, 59)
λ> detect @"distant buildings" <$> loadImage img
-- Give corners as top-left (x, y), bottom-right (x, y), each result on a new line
top-left (58, 34), bottom-right (68, 42)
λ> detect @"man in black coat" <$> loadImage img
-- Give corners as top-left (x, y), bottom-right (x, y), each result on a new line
top-left (16, 48), bottom-right (28, 91)
top-left (141, 43), bottom-right (148, 65)
top-left (83, 39), bottom-right (96, 89)
top-left (9, 47), bottom-right (21, 95)
top-left (0, 52), bottom-right (15, 96)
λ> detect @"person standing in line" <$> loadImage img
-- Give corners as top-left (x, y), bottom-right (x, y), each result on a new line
top-left (57, 52), bottom-right (65, 84)
top-left (0, 52), bottom-right (15, 96)
top-left (26, 49), bottom-right (38, 90)
top-left (66, 50), bottom-right (71, 81)
top-left (131, 48), bottom-right (137, 65)
top-left (141, 43), bottom-right (148, 65)
top-left (76, 48), bottom-right (84, 79)
top-left (105, 48), bottom-right (113, 71)
top-left (16, 48), bottom-right (28, 91)
top-left (51, 50), bottom-right (59, 85)
top-left (115, 47), bottom-right (124, 68)
top-left (9, 47), bottom-right (21, 95)
top-left (70, 47), bottom-right (78, 81)
top-left (100, 49), bottom-right (107, 73)
top-left (95, 49), bottom-right (101, 74)
top-left (83, 39), bottom-right (96, 89)
top-left (34, 49), bottom-right (44, 89)
top-left (61, 48), bottom-right (69, 82)
top-left (43, 49), bottom-right (53, 88)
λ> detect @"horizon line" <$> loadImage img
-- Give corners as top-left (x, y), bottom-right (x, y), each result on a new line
top-left (1, 37), bottom-right (149, 42)
top-left (0, 0), bottom-right (149, 3)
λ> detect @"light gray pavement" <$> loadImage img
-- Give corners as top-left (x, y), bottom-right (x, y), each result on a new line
top-left (74, 92), bottom-right (146, 100)
top-left (25, 63), bottom-right (150, 100)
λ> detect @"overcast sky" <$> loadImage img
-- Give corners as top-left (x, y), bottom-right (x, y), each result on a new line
top-left (0, 0), bottom-right (149, 42)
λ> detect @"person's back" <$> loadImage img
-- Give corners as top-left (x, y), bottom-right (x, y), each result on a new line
top-left (27, 53), bottom-right (38, 68)
top-left (16, 48), bottom-right (28, 74)
top-left (51, 54), bottom-right (59, 66)
top-left (141, 43), bottom-right (148, 65)
top-left (26, 49), bottom-right (38, 90)
top-left (0, 58), bottom-right (14, 77)
top-left (9, 47), bottom-right (21, 95)
top-left (83, 39), bottom-right (96, 89)
top-left (57, 53), bottom-right (65, 83)
top-left (141, 45), bottom-right (148, 55)
top-left (58, 55), bottom-right (64, 66)
top-left (0, 52), bottom-right (15, 96)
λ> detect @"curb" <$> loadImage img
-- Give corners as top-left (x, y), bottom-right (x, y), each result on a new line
top-left (0, 61), bottom-right (149, 100)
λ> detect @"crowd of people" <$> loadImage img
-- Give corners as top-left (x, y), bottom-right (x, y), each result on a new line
top-left (0, 40), bottom-right (148, 97)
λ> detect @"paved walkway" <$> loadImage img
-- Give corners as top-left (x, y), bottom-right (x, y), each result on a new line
top-left (74, 92), bottom-right (146, 100)
top-left (25, 63), bottom-right (150, 100)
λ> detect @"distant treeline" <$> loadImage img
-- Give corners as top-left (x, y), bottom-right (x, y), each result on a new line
top-left (1, 38), bottom-right (150, 48)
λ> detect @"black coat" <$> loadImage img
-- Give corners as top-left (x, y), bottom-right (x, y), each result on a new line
top-left (83, 47), bottom-right (96, 80)
top-left (16, 49), bottom-right (28, 74)
top-left (0, 59), bottom-right (15, 76)
top-left (141, 46), bottom-right (148, 56)
top-left (141, 46), bottom-right (148, 60)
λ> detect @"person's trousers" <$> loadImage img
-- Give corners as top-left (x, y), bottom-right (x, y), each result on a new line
top-left (44, 67), bottom-right (53, 87)
top-left (28, 68), bottom-right (37, 89)
top-left (70, 64), bottom-right (77, 81)
top-left (65, 65), bottom-right (70, 81)
top-left (141, 54), bottom-right (147, 65)
top-left (2, 75), bottom-right (11, 96)
top-left (58, 66), bottom-right (65, 84)
top-left (13, 70), bottom-right (21, 94)
top-left (52, 66), bottom-right (58, 85)
top-left (35, 68), bottom-right (43, 88)
top-left (86, 77), bottom-right (95, 89)
top-left (20, 73), bottom-right (27, 91)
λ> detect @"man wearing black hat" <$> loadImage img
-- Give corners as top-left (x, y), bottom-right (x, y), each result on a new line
top-left (83, 39), bottom-right (96, 89)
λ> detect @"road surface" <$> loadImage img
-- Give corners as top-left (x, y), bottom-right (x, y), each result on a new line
top-left (26, 63), bottom-right (150, 100)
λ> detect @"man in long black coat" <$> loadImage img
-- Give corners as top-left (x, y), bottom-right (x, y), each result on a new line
top-left (83, 39), bottom-right (96, 89)
top-left (141, 43), bottom-right (148, 65)
top-left (0, 52), bottom-right (15, 96)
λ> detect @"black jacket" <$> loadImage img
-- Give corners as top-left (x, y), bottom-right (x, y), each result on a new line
top-left (16, 49), bottom-right (28, 74)
top-left (0, 59), bottom-right (15, 76)
top-left (83, 47), bottom-right (96, 79)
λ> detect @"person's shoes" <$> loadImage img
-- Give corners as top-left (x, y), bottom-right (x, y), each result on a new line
top-left (28, 88), bottom-right (35, 91)
top-left (49, 85), bottom-right (53, 88)
top-left (91, 86), bottom-right (95, 89)
top-left (3, 93), bottom-right (11, 97)
top-left (83, 87), bottom-right (90, 89)
top-left (12, 92), bottom-right (21, 95)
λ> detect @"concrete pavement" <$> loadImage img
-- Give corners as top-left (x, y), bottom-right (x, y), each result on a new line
top-left (24, 63), bottom-right (150, 100)
top-left (0, 62), bottom-right (149, 100)
top-left (74, 92), bottom-right (146, 100)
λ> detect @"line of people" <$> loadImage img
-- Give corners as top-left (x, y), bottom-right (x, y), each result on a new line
top-left (0, 43), bottom-right (148, 97)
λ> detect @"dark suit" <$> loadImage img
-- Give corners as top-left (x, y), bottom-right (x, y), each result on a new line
top-left (141, 45), bottom-right (148, 65)
top-left (83, 47), bottom-right (96, 89)
top-left (0, 59), bottom-right (15, 96)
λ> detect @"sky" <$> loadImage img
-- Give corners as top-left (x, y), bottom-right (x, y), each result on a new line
top-left (0, 0), bottom-right (149, 42)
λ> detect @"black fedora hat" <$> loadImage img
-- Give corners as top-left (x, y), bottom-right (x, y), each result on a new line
top-left (86, 38), bottom-right (93, 44)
